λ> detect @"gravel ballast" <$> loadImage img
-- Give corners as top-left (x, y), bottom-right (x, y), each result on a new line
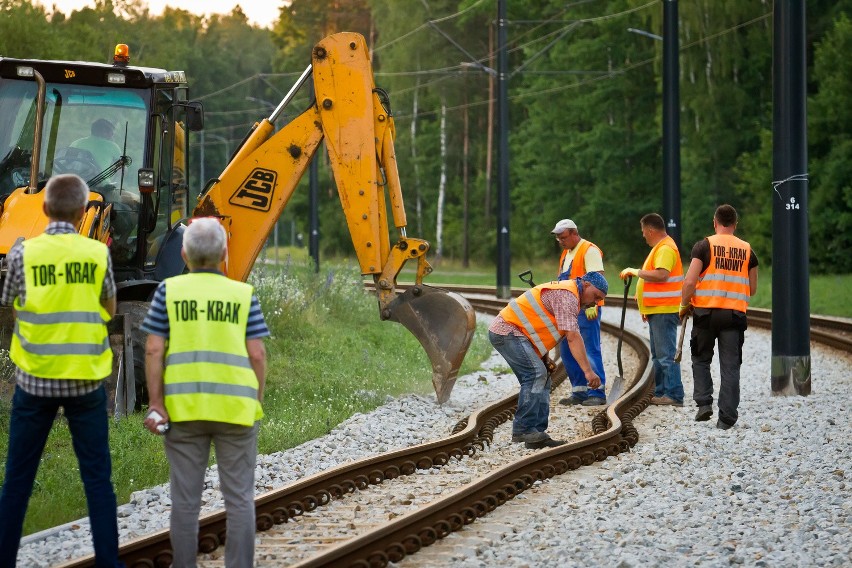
top-left (15, 310), bottom-right (852, 567)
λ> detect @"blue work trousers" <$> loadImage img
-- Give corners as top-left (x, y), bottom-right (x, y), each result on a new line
top-left (0, 385), bottom-right (123, 568)
top-left (489, 331), bottom-right (552, 436)
top-left (559, 307), bottom-right (606, 400)
top-left (647, 312), bottom-right (684, 403)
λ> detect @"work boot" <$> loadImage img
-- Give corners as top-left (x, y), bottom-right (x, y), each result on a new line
top-left (525, 437), bottom-right (566, 450)
top-left (511, 432), bottom-right (549, 443)
top-left (558, 396), bottom-right (585, 406)
top-left (716, 419), bottom-right (734, 430)
top-left (651, 396), bottom-right (683, 407)
top-left (581, 396), bottom-right (605, 407)
top-left (695, 405), bottom-right (712, 421)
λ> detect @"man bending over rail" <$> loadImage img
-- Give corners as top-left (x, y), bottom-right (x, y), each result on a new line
top-left (488, 272), bottom-right (608, 449)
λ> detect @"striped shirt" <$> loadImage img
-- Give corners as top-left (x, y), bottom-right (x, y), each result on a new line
top-left (489, 288), bottom-right (580, 336)
top-left (140, 271), bottom-right (270, 340)
top-left (1, 222), bottom-right (116, 397)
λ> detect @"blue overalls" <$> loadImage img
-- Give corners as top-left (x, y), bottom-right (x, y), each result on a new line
top-left (557, 270), bottom-right (606, 401)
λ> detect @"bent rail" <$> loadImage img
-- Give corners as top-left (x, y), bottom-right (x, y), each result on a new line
top-left (57, 289), bottom-right (652, 568)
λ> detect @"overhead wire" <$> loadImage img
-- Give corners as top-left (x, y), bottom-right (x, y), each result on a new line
top-left (391, 10), bottom-right (773, 121)
top-left (372, 0), bottom-right (490, 53)
top-left (194, 3), bottom-right (770, 139)
top-left (193, 0), bottom-right (637, 106)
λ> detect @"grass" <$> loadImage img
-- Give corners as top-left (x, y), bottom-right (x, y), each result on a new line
top-left (0, 257), bottom-right (493, 535)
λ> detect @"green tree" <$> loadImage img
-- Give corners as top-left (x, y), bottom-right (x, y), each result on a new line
top-left (0, 0), bottom-right (59, 58)
top-left (808, 13), bottom-right (852, 272)
top-left (273, 0), bottom-right (372, 71)
top-left (674, 1), bottom-right (773, 250)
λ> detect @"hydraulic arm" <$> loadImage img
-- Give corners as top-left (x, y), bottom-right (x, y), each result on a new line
top-left (193, 33), bottom-right (475, 403)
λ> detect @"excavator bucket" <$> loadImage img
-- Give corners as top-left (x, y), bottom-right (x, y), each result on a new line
top-left (384, 286), bottom-right (476, 404)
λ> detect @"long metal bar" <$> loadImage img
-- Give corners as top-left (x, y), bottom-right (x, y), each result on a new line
top-left (269, 65), bottom-right (313, 124)
top-left (28, 70), bottom-right (46, 194)
top-left (309, 147), bottom-right (320, 272)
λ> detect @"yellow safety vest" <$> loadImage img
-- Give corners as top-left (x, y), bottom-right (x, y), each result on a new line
top-left (164, 272), bottom-right (261, 426)
top-left (693, 234), bottom-right (752, 313)
top-left (11, 233), bottom-right (112, 379)
top-left (639, 235), bottom-right (683, 312)
top-left (499, 280), bottom-right (579, 356)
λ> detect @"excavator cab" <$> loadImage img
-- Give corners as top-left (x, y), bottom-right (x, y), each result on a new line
top-left (0, 50), bottom-right (200, 282)
top-left (0, 48), bottom-right (202, 412)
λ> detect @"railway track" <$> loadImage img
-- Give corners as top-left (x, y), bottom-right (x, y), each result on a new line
top-left (54, 284), bottom-right (851, 568)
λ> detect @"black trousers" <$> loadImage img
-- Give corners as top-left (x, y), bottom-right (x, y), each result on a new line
top-left (689, 308), bottom-right (747, 426)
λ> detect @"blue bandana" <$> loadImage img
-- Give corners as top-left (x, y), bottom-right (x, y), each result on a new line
top-left (580, 271), bottom-right (609, 295)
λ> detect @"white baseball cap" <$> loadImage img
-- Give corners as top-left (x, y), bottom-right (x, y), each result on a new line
top-left (551, 219), bottom-right (577, 234)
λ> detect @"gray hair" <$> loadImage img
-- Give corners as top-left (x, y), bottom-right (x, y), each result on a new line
top-left (44, 174), bottom-right (88, 222)
top-left (183, 217), bottom-right (227, 267)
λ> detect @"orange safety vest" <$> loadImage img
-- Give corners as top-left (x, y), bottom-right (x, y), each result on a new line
top-left (557, 240), bottom-right (604, 306)
top-left (640, 235), bottom-right (683, 308)
top-left (499, 280), bottom-right (579, 356)
top-left (692, 234), bottom-right (752, 313)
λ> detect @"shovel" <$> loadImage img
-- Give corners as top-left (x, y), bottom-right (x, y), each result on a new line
top-left (385, 285), bottom-right (476, 404)
top-left (606, 275), bottom-right (632, 405)
top-left (518, 269), bottom-right (536, 287)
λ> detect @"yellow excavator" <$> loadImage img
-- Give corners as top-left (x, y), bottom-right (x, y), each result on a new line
top-left (0, 32), bottom-right (475, 412)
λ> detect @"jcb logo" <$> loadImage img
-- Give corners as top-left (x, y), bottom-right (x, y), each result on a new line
top-left (64, 69), bottom-right (76, 79)
top-left (229, 168), bottom-right (276, 211)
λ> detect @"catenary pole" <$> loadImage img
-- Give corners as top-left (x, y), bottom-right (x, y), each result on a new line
top-left (771, 0), bottom-right (810, 395)
top-left (662, 0), bottom-right (681, 249)
top-left (496, 0), bottom-right (511, 298)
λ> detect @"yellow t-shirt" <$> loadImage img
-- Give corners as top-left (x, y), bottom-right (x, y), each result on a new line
top-left (560, 239), bottom-right (604, 274)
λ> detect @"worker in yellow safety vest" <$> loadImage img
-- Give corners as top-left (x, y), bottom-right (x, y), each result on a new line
top-left (142, 217), bottom-right (269, 567)
top-left (0, 174), bottom-right (123, 568)
top-left (680, 204), bottom-right (758, 430)
top-left (620, 213), bottom-right (685, 407)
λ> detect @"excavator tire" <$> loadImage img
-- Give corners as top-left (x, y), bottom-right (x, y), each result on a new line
top-left (0, 303), bottom-right (143, 416)
top-left (0, 306), bottom-right (16, 400)
top-left (117, 300), bottom-right (151, 411)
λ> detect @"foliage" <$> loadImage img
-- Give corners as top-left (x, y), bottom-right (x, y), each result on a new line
top-left (808, 13), bottom-right (852, 273)
top-left (1, 1), bottom-right (850, 269)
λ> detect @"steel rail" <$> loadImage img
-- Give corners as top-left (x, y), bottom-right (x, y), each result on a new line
top-left (288, 297), bottom-right (653, 568)
top-left (56, 391), bottom-right (539, 568)
top-left (57, 287), bottom-right (649, 568)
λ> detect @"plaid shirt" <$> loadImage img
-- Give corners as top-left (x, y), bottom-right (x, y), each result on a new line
top-left (1, 222), bottom-right (116, 397)
top-left (489, 288), bottom-right (580, 336)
